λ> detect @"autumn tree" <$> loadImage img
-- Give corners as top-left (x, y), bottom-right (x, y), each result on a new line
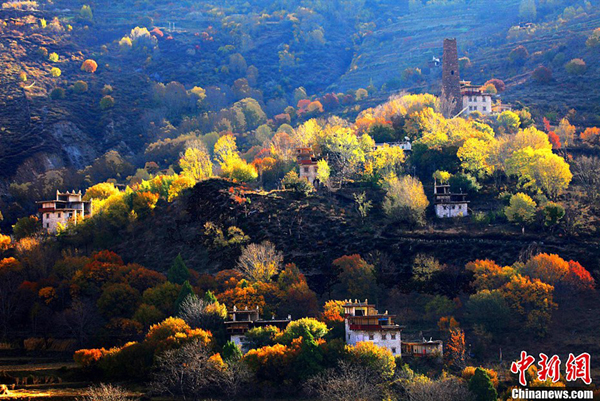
top-left (179, 146), bottom-right (213, 181)
top-left (564, 261), bottom-right (595, 291)
top-left (445, 328), bottom-right (466, 370)
top-left (505, 148), bottom-right (572, 198)
top-left (497, 111), bottom-right (520, 134)
top-left (237, 241), bottom-right (283, 283)
top-left (580, 127), bottom-right (600, 146)
top-left (81, 59), bottom-right (98, 73)
top-left (522, 253), bottom-right (569, 285)
top-left (346, 341), bottom-right (395, 380)
top-left (412, 254), bottom-right (442, 282)
top-left (214, 135), bottom-right (257, 182)
top-left (555, 118), bottom-right (576, 147)
top-left (382, 175), bottom-right (429, 225)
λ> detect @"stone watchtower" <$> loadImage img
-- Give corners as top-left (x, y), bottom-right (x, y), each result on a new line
top-left (442, 38), bottom-right (462, 117)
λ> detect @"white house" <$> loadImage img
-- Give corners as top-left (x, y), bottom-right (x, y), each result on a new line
top-left (37, 190), bottom-right (92, 233)
top-left (461, 81), bottom-right (493, 115)
top-left (296, 148), bottom-right (319, 185)
top-left (434, 181), bottom-right (469, 218)
top-left (343, 300), bottom-right (402, 357)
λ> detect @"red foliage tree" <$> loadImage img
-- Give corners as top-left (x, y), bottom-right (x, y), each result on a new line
top-left (548, 131), bottom-right (561, 149)
top-left (564, 261), bottom-right (595, 291)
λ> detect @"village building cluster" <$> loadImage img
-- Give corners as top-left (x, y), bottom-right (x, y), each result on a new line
top-left (224, 300), bottom-right (443, 358)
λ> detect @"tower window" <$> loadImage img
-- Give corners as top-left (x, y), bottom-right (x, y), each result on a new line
top-left (451, 70), bottom-right (455, 75)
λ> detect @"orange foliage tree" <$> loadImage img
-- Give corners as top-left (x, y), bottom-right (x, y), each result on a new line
top-left (244, 343), bottom-right (297, 383)
top-left (81, 59), bottom-right (98, 73)
top-left (445, 328), bottom-right (466, 370)
top-left (466, 259), bottom-right (516, 291)
top-left (522, 253), bottom-right (569, 285)
top-left (580, 127), bottom-right (600, 146)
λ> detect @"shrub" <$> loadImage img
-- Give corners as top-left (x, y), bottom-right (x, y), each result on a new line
top-left (73, 80), bottom-right (88, 93)
top-left (281, 171), bottom-right (313, 195)
top-left (50, 67), bottom-right (61, 77)
top-left (565, 59), bottom-right (586, 75)
top-left (532, 66), bottom-right (552, 83)
top-left (99, 95), bottom-right (114, 109)
top-left (50, 88), bottom-right (65, 100)
top-left (509, 45), bottom-right (529, 64)
top-left (48, 52), bottom-right (59, 62)
top-left (77, 384), bottom-right (132, 401)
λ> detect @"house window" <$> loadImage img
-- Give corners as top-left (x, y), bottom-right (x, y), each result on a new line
top-left (369, 334), bottom-right (374, 341)
top-left (348, 334), bottom-right (350, 340)
top-left (382, 334), bottom-right (387, 340)
top-left (57, 213), bottom-right (61, 218)
top-left (391, 334), bottom-right (396, 340)
top-left (483, 106), bottom-right (487, 111)
top-left (392, 347), bottom-right (397, 354)
top-left (303, 167), bottom-right (309, 173)
top-left (69, 213), bottom-right (73, 218)
top-left (46, 223), bottom-right (49, 228)
top-left (46, 214), bottom-right (49, 218)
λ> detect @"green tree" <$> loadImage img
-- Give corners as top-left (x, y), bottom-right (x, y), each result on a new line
top-left (504, 193), bottom-right (536, 232)
top-left (167, 254), bottom-right (190, 284)
top-left (543, 202), bottom-right (565, 227)
top-left (222, 341), bottom-right (242, 362)
top-left (469, 367), bottom-right (498, 401)
top-left (12, 216), bottom-right (40, 239)
top-left (175, 281), bottom-right (195, 312)
top-left (280, 318), bottom-right (329, 343)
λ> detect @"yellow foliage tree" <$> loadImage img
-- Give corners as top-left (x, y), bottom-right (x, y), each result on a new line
top-left (179, 147), bottom-right (213, 182)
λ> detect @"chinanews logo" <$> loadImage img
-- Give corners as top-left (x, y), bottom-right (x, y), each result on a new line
top-left (510, 351), bottom-right (594, 400)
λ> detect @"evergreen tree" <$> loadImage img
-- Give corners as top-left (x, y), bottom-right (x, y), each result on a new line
top-left (168, 254), bottom-right (190, 284)
top-left (175, 281), bottom-right (195, 312)
top-left (293, 326), bottom-right (324, 380)
top-left (222, 341), bottom-right (243, 362)
top-left (469, 368), bottom-right (498, 401)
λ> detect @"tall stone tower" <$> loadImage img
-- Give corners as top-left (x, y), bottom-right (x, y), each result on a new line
top-left (442, 38), bottom-right (462, 117)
